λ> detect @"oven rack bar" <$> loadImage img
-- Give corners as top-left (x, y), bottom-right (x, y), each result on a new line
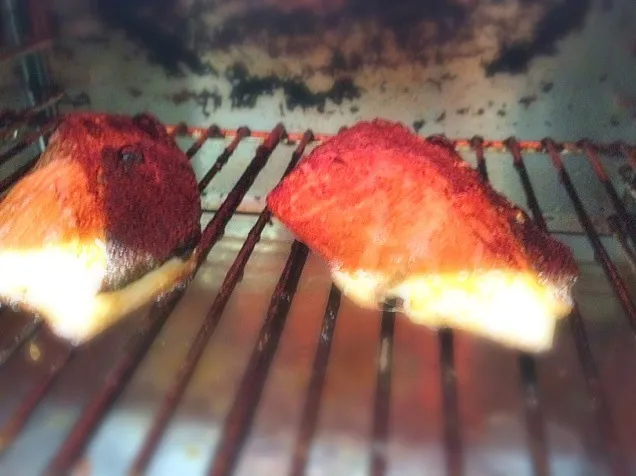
top-left (0, 91), bottom-right (63, 140)
top-left (164, 124), bottom-right (636, 161)
top-left (1, 101), bottom-right (635, 160)
top-left (0, 38), bottom-right (52, 66)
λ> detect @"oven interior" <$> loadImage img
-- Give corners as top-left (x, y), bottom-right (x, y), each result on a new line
top-left (1, 1), bottom-right (636, 476)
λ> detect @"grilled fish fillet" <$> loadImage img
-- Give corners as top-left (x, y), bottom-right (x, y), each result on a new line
top-left (0, 112), bottom-right (201, 344)
top-left (266, 119), bottom-right (578, 352)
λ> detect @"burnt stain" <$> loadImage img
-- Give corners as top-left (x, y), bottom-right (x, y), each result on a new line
top-left (226, 62), bottom-right (361, 111)
top-left (168, 89), bottom-right (223, 117)
top-left (350, 105), bottom-right (360, 113)
top-left (89, 1), bottom-right (593, 87)
top-left (609, 116), bottom-right (620, 127)
top-left (94, 0), bottom-right (214, 77)
top-left (426, 78), bottom-right (443, 92)
top-left (326, 49), bottom-right (364, 74)
top-left (59, 92), bottom-right (92, 109)
top-left (599, 73), bottom-right (608, 82)
top-left (518, 95), bottom-right (537, 108)
top-left (456, 107), bottom-right (469, 115)
top-left (475, 108), bottom-right (485, 116)
top-left (441, 72), bottom-right (458, 81)
top-left (329, 50), bottom-right (348, 72)
top-left (485, 0), bottom-right (591, 76)
top-left (540, 81), bottom-right (554, 93)
top-left (200, 0), bottom-right (469, 65)
top-left (497, 109), bottom-right (507, 117)
top-left (412, 119), bottom-right (426, 133)
top-left (425, 72), bottom-right (457, 93)
top-left (436, 112), bottom-right (446, 123)
top-left (128, 87), bottom-right (142, 98)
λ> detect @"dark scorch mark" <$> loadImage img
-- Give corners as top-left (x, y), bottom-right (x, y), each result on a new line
top-left (168, 89), bottom-right (223, 117)
top-left (94, 0), bottom-right (214, 77)
top-left (412, 119), bottom-right (426, 133)
top-left (485, 0), bottom-right (591, 76)
top-left (226, 62), bottom-right (361, 112)
top-left (326, 49), bottom-right (364, 74)
top-left (199, 0), bottom-right (469, 66)
top-left (425, 72), bottom-right (458, 92)
top-left (518, 95), bottom-right (537, 108)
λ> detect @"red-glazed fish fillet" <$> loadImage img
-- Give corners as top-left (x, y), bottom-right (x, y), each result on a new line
top-left (0, 112), bottom-right (201, 344)
top-left (267, 119), bottom-right (578, 352)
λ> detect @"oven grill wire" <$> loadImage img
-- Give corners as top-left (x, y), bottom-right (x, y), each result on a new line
top-left (510, 138), bottom-right (631, 476)
top-left (0, 101), bottom-right (633, 476)
top-left (478, 140), bottom-right (547, 476)
top-left (0, 38), bottom-right (52, 66)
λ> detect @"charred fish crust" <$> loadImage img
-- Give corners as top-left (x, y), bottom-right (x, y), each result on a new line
top-left (100, 230), bottom-right (200, 293)
top-left (172, 233), bottom-right (201, 261)
top-left (80, 118), bottom-right (102, 137)
top-left (133, 113), bottom-right (168, 140)
top-left (101, 146), bottom-right (117, 163)
top-left (117, 145), bottom-right (145, 167)
top-left (104, 115), bottom-right (136, 132)
top-left (426, 134), bottom-right (456, 152)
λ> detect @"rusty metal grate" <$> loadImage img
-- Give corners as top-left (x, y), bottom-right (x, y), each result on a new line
top-left (0, 101), bottom-right (634, 476)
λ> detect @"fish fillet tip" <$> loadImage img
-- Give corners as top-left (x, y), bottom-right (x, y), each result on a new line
top-left (330, 267), bottom-right (572, 353)
top-left (0, 251), bottom-right (197, 346)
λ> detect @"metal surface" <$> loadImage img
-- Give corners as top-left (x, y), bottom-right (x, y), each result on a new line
top-left (478, 141), bottom-right (546, 476)
top-left (0, 109), bottom-right (634, 476)
top-left (0, 38), bottom-right (51, 66)
top-left (1, 0), bottom-right (55, 154)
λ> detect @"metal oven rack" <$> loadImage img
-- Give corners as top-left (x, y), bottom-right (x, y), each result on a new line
top-left (0, 97), bottom-right (634, 476)
top-left (1, 2), bottom-right (636, 475)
